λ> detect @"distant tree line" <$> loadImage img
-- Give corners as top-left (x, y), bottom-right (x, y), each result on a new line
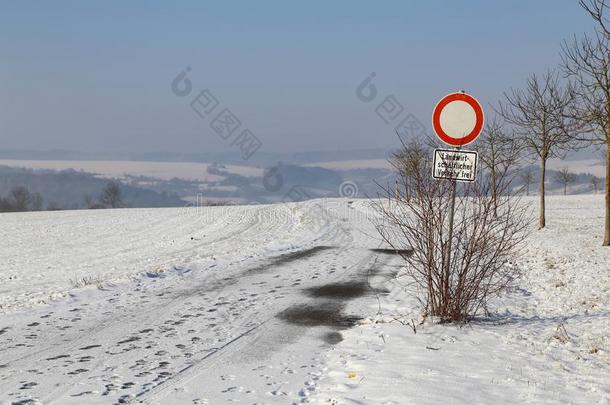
top-left (84, 181), bottom-right (125, 209)
top-left (0, 181), bottom-right (126, 213)
top-left (0, 187), bottom-right (43, 212)
top-left (0, 166), bottom-right (185, 212)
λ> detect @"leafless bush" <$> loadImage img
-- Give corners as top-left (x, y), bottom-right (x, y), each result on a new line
top-left (100, 181), bottom-right (124, 208)
top-left (519, 170), bottom-right (535, 196)
top-left (374, 138), bottom-right (531, 322)
top-left (70, 276), bottom-right (104, 289)
top-left (555, 167), bottom-right (575, 195)
top-left (591, 175), bottom-right (602, 193)
top-left (0, 186), bottom-right (44, 212)
top-left (477, 119), bottom-right (521, 213)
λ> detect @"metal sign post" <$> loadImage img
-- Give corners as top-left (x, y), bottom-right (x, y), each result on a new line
top-left (445, 146), bottom-right (459, 281)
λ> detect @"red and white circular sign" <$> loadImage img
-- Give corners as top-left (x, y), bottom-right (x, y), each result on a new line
top-left (432, 92), bottom-right (484, 147)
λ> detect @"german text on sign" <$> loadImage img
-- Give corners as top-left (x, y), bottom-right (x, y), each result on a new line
top-left (433, 149), bottom-right (478, 182)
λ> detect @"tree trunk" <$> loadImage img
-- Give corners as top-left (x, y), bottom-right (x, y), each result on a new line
top-left (539, 158), bottom-right (546, 229)
top-left (491, 169), bottom-right (498, 216)
top-left (603, 142), bottom-right (610, 246)
top-left (564, 183), bottom-right (567, 195)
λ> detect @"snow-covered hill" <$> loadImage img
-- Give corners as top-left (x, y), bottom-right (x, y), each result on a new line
top-left (0, 196), bottom-right (608, 404)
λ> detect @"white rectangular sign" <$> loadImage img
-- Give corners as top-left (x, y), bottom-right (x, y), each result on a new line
top-left (432, 149), bottom-right (478, 182)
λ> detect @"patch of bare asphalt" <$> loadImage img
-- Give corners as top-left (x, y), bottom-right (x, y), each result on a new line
top-left (369, 248), bottom-right (414, 256)
top-left (243, 246), bottom-right (335, 275)
top-left (276, 249), bottom-right (402, 344)
top-left (276, 302), bottom-right (362, 329)
top-left (303, 280), bottom-right (388, 300)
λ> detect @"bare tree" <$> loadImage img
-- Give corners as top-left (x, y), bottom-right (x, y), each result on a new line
top-left (389, 138), bottom-right (427, 202)
top-left (46, 202), bottom-right (63, 211)
top-left (555, 168), bottom-right (575, 195)
top-left (31, 192), bottom-right (43, 211)
top-left (10, 187), bottom-right (33, 212)
top-left (477, 119), bottom-right (521, 213)
top-left (374, 139), bottom-right (530, 322)
top-left (83, 194), bottom-right (94, 209)
top-left (579, 0), bottom-right (610, 37)
top-left (520, 170), bottom-right (535, 196)
top-left (562, 10), bottom-right (610, 245)
top-left (498, 70), bottom-right (576, 229)
top-left (591, 175), bottom-right (602, 193)
top-left (100, 181), bottom-right (124, 209)
top-left (0, 197), bottom-right (14, 212)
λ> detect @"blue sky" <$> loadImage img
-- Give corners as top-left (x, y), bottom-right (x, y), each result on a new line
top-left (0, 1), bottom-right (594, 154)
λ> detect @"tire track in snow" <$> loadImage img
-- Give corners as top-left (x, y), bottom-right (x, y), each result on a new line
top-left (0, 244), bottom-right (340, 403)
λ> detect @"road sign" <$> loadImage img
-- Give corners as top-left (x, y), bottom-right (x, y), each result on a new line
top-left (432, 92), bottom-right (484, 147)
top-left (433, 149), bottom-right (478, 182)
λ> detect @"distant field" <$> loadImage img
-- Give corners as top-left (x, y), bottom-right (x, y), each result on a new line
top-left (0, 159), bottom-right (264, 181)
top-left (303, 158), bottom-right (392, 170)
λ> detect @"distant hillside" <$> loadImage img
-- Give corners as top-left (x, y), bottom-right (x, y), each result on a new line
top-left (0, 166), bottom-right (185, 211)
top-left (0, 159), bottom-right (604, 212)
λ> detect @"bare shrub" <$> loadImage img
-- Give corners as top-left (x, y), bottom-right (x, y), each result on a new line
top-left (374, 138), bottom-right (531, 322)
top-left (519, 170), bottom-right (535, 196)
top-left (551, 323), bottom-right (571, 344)
top-left (0, 187), bottom-right (44, 212)
top-left (10, 186), bottom-right (33, 211)
top-left (554, 167), bottom-right (575, 195)
top-left (70, 276), bottom-right (104, 289)
top-left (100, 181), bottom-right (124, 209)
top-left (477, 119), bottom-right (521, 213)
top-left (591, 175), bottom-right (601, 193)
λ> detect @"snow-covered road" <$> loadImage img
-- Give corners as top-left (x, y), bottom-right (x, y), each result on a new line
top-left (0, 199), bottom-right (397, 404)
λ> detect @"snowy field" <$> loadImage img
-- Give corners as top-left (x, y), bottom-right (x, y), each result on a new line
top-left (0, 196), bottom-right (608, 404)
top-left (0, 159), bottom-right (263, 181)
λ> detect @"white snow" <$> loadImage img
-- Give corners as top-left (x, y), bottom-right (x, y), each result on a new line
top-left (0, 195), bottom-right (608, 404)
top-left (309, 195), bottom-right (610, 405)
top-left (303, 159), bottom-right (392, 170)
top-left (0, 205), bottom-right (291, 312)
